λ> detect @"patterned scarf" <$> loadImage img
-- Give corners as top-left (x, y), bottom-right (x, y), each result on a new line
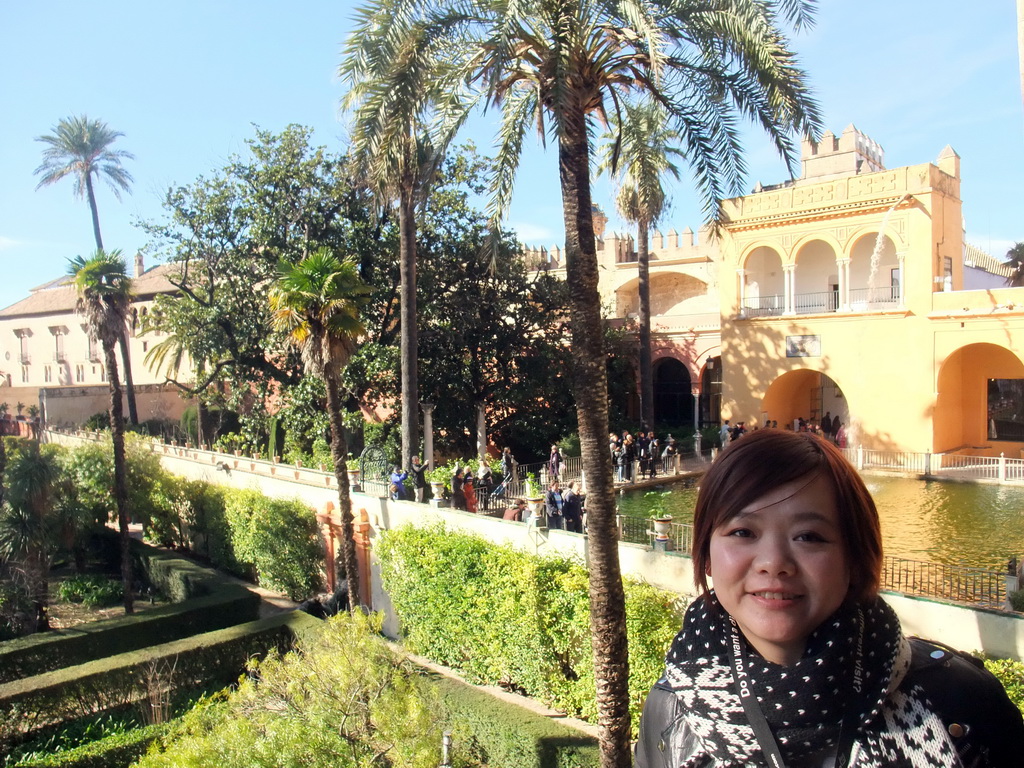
top-left (662, 594), bottom-right (960, 767)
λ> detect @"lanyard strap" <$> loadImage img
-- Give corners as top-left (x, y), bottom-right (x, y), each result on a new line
top-left (728, 610), bottom-right (864, 768)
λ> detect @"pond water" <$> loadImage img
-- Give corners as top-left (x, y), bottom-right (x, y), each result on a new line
top-left (616, 475), bottom-right (1024, 571)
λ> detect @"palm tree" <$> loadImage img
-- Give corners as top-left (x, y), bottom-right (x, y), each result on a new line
top-left (352, 2), bottom-right (820, 763)
top-left (269, 249), bottom-right (371, 606)
top-left (1005, 242), bottom-right (1024, 287)
top-left (600, 101), bottom-right (683, 429)
top-left (35, 115), bottom-right (139, 425)
top-left (0, 444), bottom-right (59, 632)
top-left (68, 249), bottom-right (135, 614)
top-left (340, 14), bottom-right (461, 471)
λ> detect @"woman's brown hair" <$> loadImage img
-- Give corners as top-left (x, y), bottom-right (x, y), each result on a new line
top-left (691, 429), bottom-right (882, 603)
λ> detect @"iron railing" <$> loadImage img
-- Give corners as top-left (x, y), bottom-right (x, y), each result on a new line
top-left (881, 555), bottom-right (1005, 608)
top-left (741, 294), bottom-right (784, 318)
top-left (616, 513), bottom-right (1007, 608)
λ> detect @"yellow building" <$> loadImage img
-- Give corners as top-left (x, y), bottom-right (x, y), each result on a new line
top-left (719, 125), bottom-right (1024, 454)
top-left (525, 124), bottom-right (1023, 455)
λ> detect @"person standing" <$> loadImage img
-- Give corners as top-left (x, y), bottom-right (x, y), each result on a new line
top-left (451, 466), bottom-right (467, 511)
top-left (409, 455), bottom-right (428, 503)
top-left (548, 444), bottom-right (562, 482)
top-left (388, 465), bottom-right (408, 501)
top-left (719, 420), bottom-right (730, 447)
top-left (635, 430), bottom-right (1024, 766)
top-left (562, 481), bottom-right (585, 533)
top-left (544, 479), bottom-right (565, 530)
top-left (463, 470), bottom-right (478, 513)
top-left (501, 447), bottom-right (516, 485)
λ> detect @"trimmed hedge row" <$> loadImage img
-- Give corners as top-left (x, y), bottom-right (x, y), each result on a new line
top-left (11, 723), bottom-right (168, 768)
top-left (432, 672), bottom-right (599, 768)
top-left (376, 523), bottom-right (682, 732)
top-left (0, 611), bottom-right (322, 749)
top-left (0, 545), bottom-right (261, 685)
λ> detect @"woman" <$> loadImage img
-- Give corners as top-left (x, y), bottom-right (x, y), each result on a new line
top-left (544, 479), bottom-right (564, 530)
top-left (636, 429), bottom-right (1023, 767)
top-left (450, 466), bottom-right (466, 511)
top-left (548, 444), bottom-right (562, 482)
top-left (463, 470), bottom-right (478, 513)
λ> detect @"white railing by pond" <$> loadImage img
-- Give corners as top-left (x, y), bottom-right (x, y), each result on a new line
top-left (843, 446), bottom-right (1024, 485)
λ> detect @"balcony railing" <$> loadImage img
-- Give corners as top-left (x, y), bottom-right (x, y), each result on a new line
top-left (848, 285), bottom-right (899, 309)
top-left (743, 286), bottom-right (899, 318)
top-left (741, 294), bottom-right (784, 317)
top-left (19, 353), bottom-right (30, 365)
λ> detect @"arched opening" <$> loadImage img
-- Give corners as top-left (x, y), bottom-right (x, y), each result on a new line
top-left (849, 233), bottom-right (899, 307)
top-left (934, 343), bottom-right (1024, 454)
top-left (699, 356), bottom-right (722, 429)
top-left (793, 240), bottom-right (839, 313)
top-left (615, 272), bottom-right (709, 317)
top-left (762, 369), bottom-right (847, 432)
top-left (654, 358), bottom-right (693, 428)
top-left (742, 246), bottom-right (784, 316)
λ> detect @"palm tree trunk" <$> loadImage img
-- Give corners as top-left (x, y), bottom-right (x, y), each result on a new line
top-left (118, 329), bottom-right (139, 425)
top-left (398, 177), bottom-right (419, 471)
top-left (324, 368), bottom-right (360, 606)
top-left (558, 108), bottom-right (631, 768)
top-left (85, 174), bottom-right (104, 252)
top-left (104, 342), bottom-right (134, 614)
top-left (637, 222), bottom-right (654, 429)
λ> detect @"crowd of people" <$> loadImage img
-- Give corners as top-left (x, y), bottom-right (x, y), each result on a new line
top-left (720, 411), bottom-right (849, 448)
top-left (610, 429), bottom-right (680, 483)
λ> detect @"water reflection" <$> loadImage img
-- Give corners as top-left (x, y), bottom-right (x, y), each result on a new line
top-left (615, 476), bottom-right (1024, 570)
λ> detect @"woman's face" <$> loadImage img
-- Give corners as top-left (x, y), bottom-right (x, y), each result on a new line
top-left (708, 473), bottom-right (850, 666)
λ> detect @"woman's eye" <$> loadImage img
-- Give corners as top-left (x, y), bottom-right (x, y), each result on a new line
top-left (725, 528), bottom-right (753, 538)
top-left (795, 531), bottom-right (827, 542)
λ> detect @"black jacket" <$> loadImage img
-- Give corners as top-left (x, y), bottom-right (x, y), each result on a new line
top-left (635, 637), bottom-right (1024, 767)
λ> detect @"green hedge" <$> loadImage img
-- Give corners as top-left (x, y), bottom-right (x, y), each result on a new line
top-left (433, 672), bottom-right (599, 768)
top-left (11, 723), bottom-right (167, 768)
top-left (0, 544), bottom-right (261, 684)
top-left (376, 524), bottom-right (682, 731)
top-left (0, 611), bottom-right (322, 750)
top-left (0, 586), bottom-right (260, 685)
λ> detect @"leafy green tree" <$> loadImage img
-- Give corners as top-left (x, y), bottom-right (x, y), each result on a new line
top-left (600, 101), bottom-right (683, 429)
top-left (348, 2), bottom-right (821, 761)
top-left (141, 126), bottom-right (388, 454)
top-left (270, 250), bottom-right (371, 605)
top-left (35, 115), bottom-right (139, 425)
top-left (68, 249), bottom-right (135, 613)
top-left (1005, 242), bottom-right (1024, 287)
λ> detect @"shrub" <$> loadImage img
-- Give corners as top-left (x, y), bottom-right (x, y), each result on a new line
top-left (81, 413), bottom-right (109, 432)
top-left (137, 613), bottom-right (449, 768)
top-left (56, 576), bottom-right (122, 609)
top-left (376, 524), bottom-right (681, 733)
top-left (222, 490), bottom-right (323, 600)
top-left (984, 657), bottom-right (1024, 715)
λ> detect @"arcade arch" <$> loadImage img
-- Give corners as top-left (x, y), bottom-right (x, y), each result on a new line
top-left (653, 357), bottom-right (694, 427)
top-left (934, 343), bottom-right (1024, 453)
top-left (741, 246), bottom-right (784, 316)
top-left (849, 232), bottom-right (900, 307)
top-left (761, 369), bottom-right (848, 433)
top-left (793, 239), bottom-right (839, 313)
top-left (615, 272), bottom-right (708, 317)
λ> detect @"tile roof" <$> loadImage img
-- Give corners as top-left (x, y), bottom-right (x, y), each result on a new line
top-left (0, 263), bottom-right (179, 319)
top-left (964, 243), bottom-right (1013, 278)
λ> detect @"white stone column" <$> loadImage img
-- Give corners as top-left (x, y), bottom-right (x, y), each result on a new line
top-left (421, 402), bottom-right (435, 470)
top-left (783, 265), bottom-right (796, 315)
top-left (897, 254), bottom-right (906, 309)
top-left (476, 402), bottom-right (487, 462)
top-left (837, 257), bottom-right (850, 311)
top-left (736, 269), bottom-right (747, 317)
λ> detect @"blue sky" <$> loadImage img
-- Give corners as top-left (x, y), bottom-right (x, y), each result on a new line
top-left (1, 1), bottom-right (1021, 311)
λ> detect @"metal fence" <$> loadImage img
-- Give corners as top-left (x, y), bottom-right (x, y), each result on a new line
top-left (615, 515), bottom-right (1007, 608)
top-left (881, 555), bottom-right (1006, 608)
top-left (842, 446), bottom-right (1024, 484)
